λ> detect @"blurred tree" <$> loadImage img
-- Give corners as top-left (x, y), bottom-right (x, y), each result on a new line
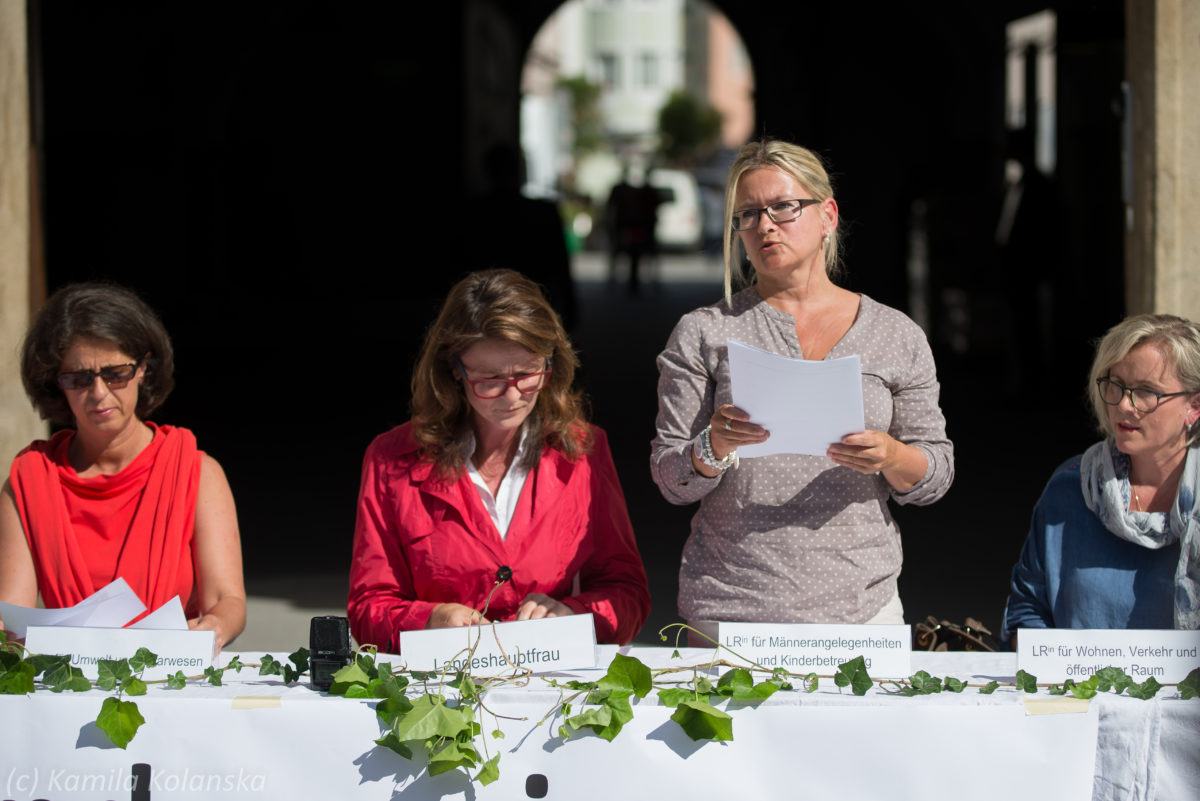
top-left (657, 90), bottom-right (722, 166)
top-left (557, 75), bottom-right (605, 157)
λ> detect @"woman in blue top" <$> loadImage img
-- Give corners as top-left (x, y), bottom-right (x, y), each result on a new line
top-left (1002, 314), bottom-right (1200, 643)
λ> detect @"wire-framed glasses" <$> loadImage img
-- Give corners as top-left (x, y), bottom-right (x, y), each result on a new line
top-left (56, 362), bottom-right (140, 391)
top-left (731, 198), bottom-right (820, 231)
top-left (458, 360), bottom-right (552, 399)
top-left (1096, 376), bottom-right (1190, 413)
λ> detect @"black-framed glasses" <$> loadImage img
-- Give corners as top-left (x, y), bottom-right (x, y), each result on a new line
top-left (56, 362), bottom-right (140, 391)
top-left (731, 198), bottom-right (820, 231)
top-left (458, 360), bottom-right (552, 399)
top-left (1096, 376), bottom-right (1190, 413)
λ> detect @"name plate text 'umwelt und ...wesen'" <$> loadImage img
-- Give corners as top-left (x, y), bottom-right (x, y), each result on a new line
top-left (717, 622), bottom-right (911, 678)
top-left (24, 626), bottom-right (216, 681)
top-left (1018, 628), bottom-right (1200, 683)
top-left (399, 613), bottom-right (597, 674)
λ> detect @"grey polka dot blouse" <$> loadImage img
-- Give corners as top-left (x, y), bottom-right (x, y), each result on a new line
top-left (650, 289), bottom-right (955, 624)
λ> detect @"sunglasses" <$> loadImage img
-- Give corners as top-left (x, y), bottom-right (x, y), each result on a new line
top-left (56, 362), bottom-right (141, 391)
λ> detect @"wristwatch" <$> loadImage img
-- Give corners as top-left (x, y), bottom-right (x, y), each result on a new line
top-left (693, 425), bottom-right (737, 473)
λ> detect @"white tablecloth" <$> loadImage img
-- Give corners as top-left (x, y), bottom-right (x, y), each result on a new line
top-left (1, 648), bottom-right (1195, 800)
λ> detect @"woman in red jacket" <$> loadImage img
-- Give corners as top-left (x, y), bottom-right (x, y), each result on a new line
top-left (348, 269), bottom-right (650, 652)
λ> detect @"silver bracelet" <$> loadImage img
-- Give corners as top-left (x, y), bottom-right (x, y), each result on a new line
top-left (693, 425), bottom-right (737, 473)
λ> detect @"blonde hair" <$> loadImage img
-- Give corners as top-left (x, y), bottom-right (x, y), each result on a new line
top-left (722, 139), bottom-right (841, 304)
top-left (1087, 313), bottom-right (1200, 446)
top-left (410, 269), bottom-right (591, 477)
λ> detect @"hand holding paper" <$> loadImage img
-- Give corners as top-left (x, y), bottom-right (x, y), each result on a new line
top-left (727, 339), bottom-right (865, 458)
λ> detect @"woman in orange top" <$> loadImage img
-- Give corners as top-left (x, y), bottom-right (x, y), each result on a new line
top-left (0, 283), bottom-right (245, 649)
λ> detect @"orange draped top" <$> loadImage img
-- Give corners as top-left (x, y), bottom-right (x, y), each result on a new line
top-left (9, 423), bottom-right (204, 620)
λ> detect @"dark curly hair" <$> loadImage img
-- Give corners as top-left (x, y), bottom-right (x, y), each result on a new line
top-left (410, 269), bottom-right (591, 478)
top-left (21, 282), bottom-right (175, 427)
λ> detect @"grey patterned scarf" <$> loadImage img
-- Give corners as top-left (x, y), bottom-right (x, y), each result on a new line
top-left (1080, 438), bottom-right (1200, 629)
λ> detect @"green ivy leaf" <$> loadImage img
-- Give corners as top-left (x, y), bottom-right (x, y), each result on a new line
top-left (802, 673), bottom-right (819, 693)
top-left (95, 697), bottom-right (145, 749)
top-left (123, 677), bottom-right (148, 697)
top-left (375, 677), bottom-right (415, 727)
top-left (597, 653), bottom-right (652, 698)
top-left (1047, 684), bottom-right (1066, 696)
top-left (226, 655), bottom-right (244, 673)
top-left (428, 740), bottom-right (478, 775)
top-left (27, 653), bottom-right (70, 677)
top-left (908, 671), bottom-right (943, 695)
top-left (656, 688), bottom-right (694, 708)
top-left (410, 670), bottom-right (437, 682)
top-left (1179, 668), bottom-right (1200, 700)
top-left (566, 691), bottom-right (633, 742)
top-left (96, 659), bottom-right (132, 692)
top-left (979, 681), bottom-right (998, 694)
top-left (475, 754), bottom-right (501, 786)
top-left (129, 648), bottom-right (159, 673)
top-left (452, 671), bottom-right (478, 701)
top-left (328, 661), bottom-right (371, 695)
top-left (1015, 670), bottom-right (1038, 694)
top-left (43, 661), bottom-right (88, 692)
top-left (1127, 676), bottom-right (1163, 700)
top-left (204, 665), bottom-right (224, 687)
top-left (0, 660), bottom-right (36, 694)
top-left (715, 668), bottom-right (753, 697)
top-left (392, 695), bottom-right (471, 742)
top-left (671, 698), bottom-right (733, 741)
top-left (944, 677), bottom-right (966, 694)
top-left (490, 729), bottom-right (505, 739)
top-left (1068, 677), bottom-right (1099, 700)
top-left (374, 730), bottom-right (414, 760)
top-left (288, 647), bottom-right (310, 674)
top-left (167, 671), bottom-right (188, 690)
top-left (694, 676), bottom-right (714, 694)
top-left (834, 656), bottom-right (873, 696)
top-left (282, 664), bottom-right (301, 685)
top-left (258, 655), bottom-right (282, 676)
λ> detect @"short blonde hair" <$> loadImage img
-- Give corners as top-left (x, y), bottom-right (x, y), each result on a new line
top-left (1087, 313), bottom-right (1200, 446)
top-left (722, 139), bottom-right (841, 304)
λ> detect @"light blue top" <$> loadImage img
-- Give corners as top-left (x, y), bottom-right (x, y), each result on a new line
top-left (1001, 455), bottom-right (1179, 640)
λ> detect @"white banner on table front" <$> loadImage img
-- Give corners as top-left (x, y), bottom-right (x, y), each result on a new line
top-left (398, 613), bottom-right (597, 674)
top-left (717, 622), bottom-right (912, 677)
top-left (1018, 628), bottom-right (1200, 683)
top-left (24, 626), bottom-right (216, 681)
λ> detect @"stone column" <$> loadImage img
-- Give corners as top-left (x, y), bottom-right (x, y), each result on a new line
top-left (1125, 0), bottom-right (1200, 320)
top-left (0, 0), bottom-right (47, 461)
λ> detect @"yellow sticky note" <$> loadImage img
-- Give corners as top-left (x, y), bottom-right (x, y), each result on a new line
top-left (232, 696), bottom-right (282, 710)
top-left (1023, 697), bottom-right (1090, 715)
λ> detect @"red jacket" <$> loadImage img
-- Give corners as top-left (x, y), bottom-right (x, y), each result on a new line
top-left (347, 422), bottom-right (650, 652)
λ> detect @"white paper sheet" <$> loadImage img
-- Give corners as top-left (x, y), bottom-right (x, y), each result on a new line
top-left (0, 577), bottom-right (147, 637)
top-left (127, 595), bottom-right (189, 630)
top-left (727, 338), bottom-right (865, 457)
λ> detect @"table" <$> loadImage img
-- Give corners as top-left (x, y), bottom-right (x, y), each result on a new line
top-left (1, 648), bottom-right (1196, 800)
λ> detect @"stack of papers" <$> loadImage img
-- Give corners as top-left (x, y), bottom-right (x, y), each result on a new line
top-left (727, 338), bottom-right (865, 458)
top-left (0, 578), bottom-right (188, 637)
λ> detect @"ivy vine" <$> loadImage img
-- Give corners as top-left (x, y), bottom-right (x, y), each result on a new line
top-left (2, 626), bottom-right (1197, 790)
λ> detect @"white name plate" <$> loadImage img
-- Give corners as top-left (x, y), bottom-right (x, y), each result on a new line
top-left (399, 613), bottom-right (597, 674)
top-left (1018, 628), bottom-right (1200, 684)
top-left (24, 626), bottom-right (216, 681)
top-left (717, 622), bottom-right (912, 678)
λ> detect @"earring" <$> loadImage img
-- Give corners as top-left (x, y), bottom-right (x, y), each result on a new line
top-left (823, 232), bottom-right (830, 246)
